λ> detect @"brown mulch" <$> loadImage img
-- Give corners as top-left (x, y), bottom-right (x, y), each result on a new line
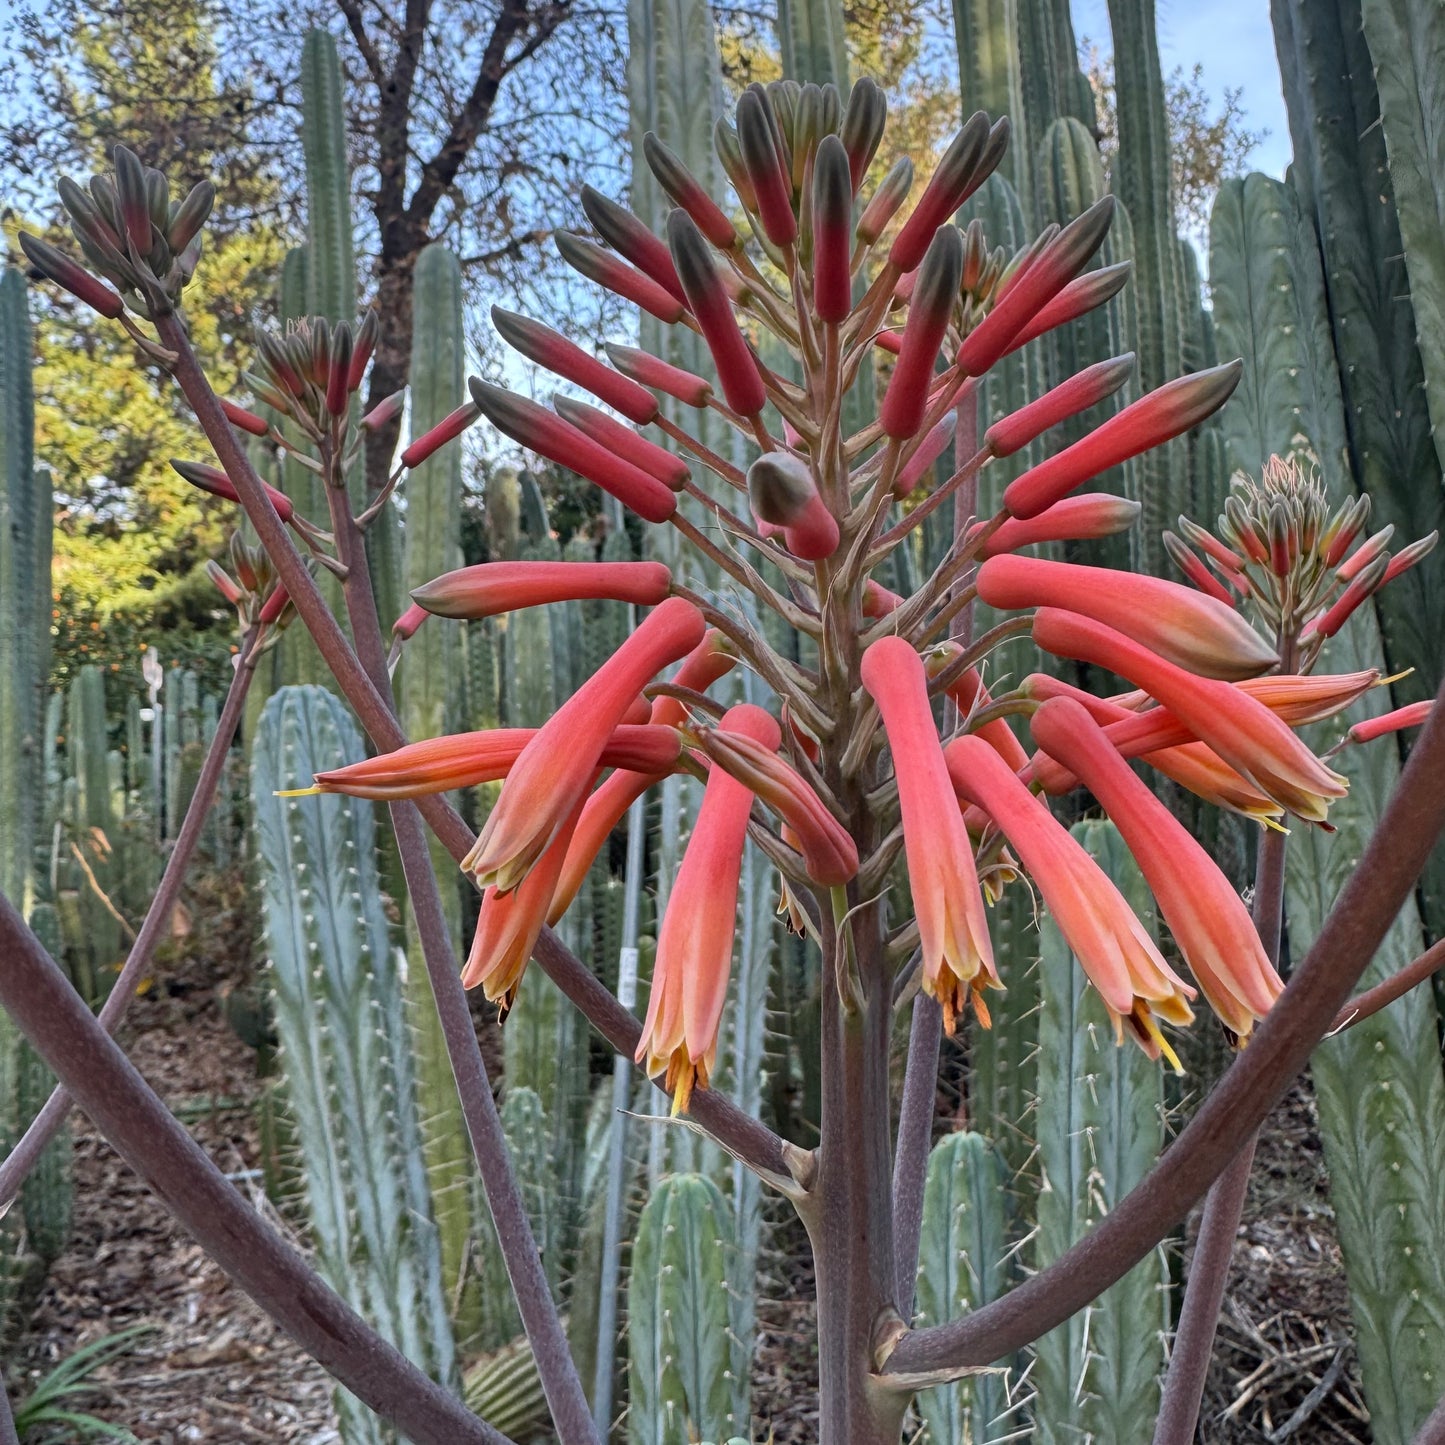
top-left (5, 948), bottom-right (339, 1443)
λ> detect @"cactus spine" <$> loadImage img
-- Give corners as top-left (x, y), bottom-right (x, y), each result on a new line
top-left (627, 1174), bottom-right (740, 1445)
top-left (251, 686), bottom-right (456, 1440)
top-left (1031, 821), bottom-right (1167, 1443)
top-left (1210, 170), bottom-right (1445, 1442)
top-left (913, 1133), bottom-right (1014, 1442)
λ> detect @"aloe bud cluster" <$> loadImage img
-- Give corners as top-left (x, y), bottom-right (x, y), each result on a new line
top-left (19, 145), bottom-right (214, 319)
top-left (1166, 454), bottom-right (1439, 664)
top-left (205, 533), bottom-right (301, 643)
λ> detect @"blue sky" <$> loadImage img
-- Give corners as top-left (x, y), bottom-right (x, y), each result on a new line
top-left (1071, 0), bottom-right (1292, 179)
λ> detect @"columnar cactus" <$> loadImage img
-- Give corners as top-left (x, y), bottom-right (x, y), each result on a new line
top-left (627, 1173), bottom-right (740, 1445)
top-left (1210, 169), bottom-right (1445, 1444)
top-left (251, 685), bottom-right (456, 1441)
top-left (1032, 820), bottom-right (1168, 1444)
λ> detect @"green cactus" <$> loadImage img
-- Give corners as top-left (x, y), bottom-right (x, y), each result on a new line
top-left (251, 685), bottom-right (457, 1441)
top-left (1031, 820), bottom-right (1167, 1444)
top-left (1015, 0), bottom-right (1095, 173)
top-left (1103, 0), bottom-right (1186, 578)
top-left (1209, 169), bottom-right (1445, 1444)
top-left (776, 0), bottom-right (848, 90)
top-left (395, 240), bottom-right (478, 1337)
top-left (913, 1132), bottom-right (1015, 1443)
top-left (627, 1173), bottom-right (740, 1445)
top-left (952, 0), bottom-right (1027, 193)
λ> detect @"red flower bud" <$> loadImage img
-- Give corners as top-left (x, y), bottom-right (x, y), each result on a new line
top-left (1162, 530), bottom-right (1236, 605)
top-left (581, 185), bottom-right (687, 305)
top-left (493, 305), bottom-right (658, 425)
top-left (1335, 525), bottom-right (1393, 581)
top-left (206, 560), bottom-right (244, 605)
top-left (400, 401), bottom-right (481, 469)
top-left (736, 88), bottom-right (797, 248)
top-left (959, 198), bottom-right (1115, 376)
top-left (410, 560), bottom-right (673, 620)
top-left (840, 77), bottom-right (887, 193)
top-left (113, 144), bottom-right (153, 253)
top-left (1307, 553), bottom-right (1389, 639)
top-left (552, 395), bottom-right (689, 488)
top-left (348, 310), bottom-right (379, 391)
top-left (166, 180), bottom-right (215, 254)
top-left (1348, 701), bottom-right (1433, 746)
top-left (1002, 259), bottom-right (1132, 355)
top-left (555, 230), bottom-right (684, 324)
top-left (667, 210), bottom-right (767, 416)
top-left (171, 459), bottom-right (294, 522)
top-left (644, 132), bottom-right (736, 250)
top-left (713, 117), bottom-right (758, 212)
top-left (857, 158), bottom-right (914, 246)
top-left (18, 233), bottom-right (124, 318)
top-left (361, 388), bottom-right (407, 433)
top-left (605, 342), bottom-right (714, 408)
top-left (985, 353), bottom-right (1135, 457)
top-left (746, 454), bottom-right (839, 560)
top-left (325, 323), bottom-right (353, 417)
top-left (812, 135), bottom-right (855, 323)
top-left (257, 584), bottom-right (292, 627)
top-left (1381, 530), bottom-right (1438, 585)
top-left (895, 411), bottom-right (959, 497)
top-left (221, 399), bottom-right (270, 436)
top-left (889, 112), bottom-right (991, 273)
top-left (881, 225), bottom-right (963, 440)
top-left (1004, 361), bottom-right (1242, 519)
top-left (973, 493), bottom-right (1141, 556)
top-left (468, 378), bottom-right (677, 524)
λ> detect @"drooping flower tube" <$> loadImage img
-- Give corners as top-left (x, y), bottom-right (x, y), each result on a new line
top-left (466, 597), bottom-right (705, 890)
top-left (637, 704), bottom-right (782, 1113)
top-left (1030, 698), bottom-right (1283, 1041)
top-left (461, 794), bottom-right (588, 1012)
top-left (861, 637), bottom-right (997, 1032)
top-left (292, 724), bottom-right (682, 801)
top-left (945, 735), bottom-right (1195, 1066)
top-left (547, 630), bottom-right (738, 925)
top-left (1032, 607), bottom-right (1347, 822)
top-left (976, 554), bottom-right (1279, 681)
top-left (968, 494), bottom-right (1141, 558)
top-left (922, 644), bottom-right (1029, 772)
top-left (407, 560), bottom-right (673, 624)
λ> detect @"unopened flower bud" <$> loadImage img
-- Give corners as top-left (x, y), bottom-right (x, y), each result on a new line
top-left (221, 399), bottom-right (270, 436)
top-left (552, 395), bottom-right (689, 488)
top-left (667, 210), bottom-right (766, 416)
top-left (18, 233), bottom-right (125, 318)
top-left (361, 388), bottom-right (407, 432)
top-left (895, 411), bottom-right (958, 497)
top-left (737, 88), bottom-right (797, 248)
top-left (976, 493), bottom-right (1141, 557)
top-left (469, 377), bottom-right (677, 524)
top-left (171, 458), bottom-right (295, 522)
top-left (1336, 525), bottom-right (1394, 581)
top-left (1002, 259), bottom-right (1132, 355)
top-left (207, 559), bottom-right (244, 606)
top-left (959, 197), bottom-right (1114, 375)
top-left (1309, 553), bottom-right (1389, 639)
top-left (840, 77), bottom-right (887, 193)
top-left (605, 342), bottom-right (714, 408)
top-left (881, 225), bottom-right (963, 439)
top-left (888, 112), bottom-right (991, 273)
top-left (713, 117), bottom-right (758, 211)
top-left (166, 180), bottom-right (215, 254)
top-left (1163, 531), bottom-right (1236, 605)
top-left (326, 323), bottom-right (353, 417)
top-left (1004, 360), bottom-right (1242, 520)
top-left (1322, 493), bottom-right (1370, 566)
top-left (349, 310), bottom-right (380, 390)
top-left (747, 454), bottom-right (839, 561)
top-left (493, 305), bottom-right (657, 424)
top-left (411, 559), bottom-right (673, 619)
top-left (644, 132), bottom-right (737, 250)
top-left (856, 157), bottom-right (913, 246)
top-left (555, 230), bottom-right (684, 324)
top-left (401, 401), bottom-right (481, 469)
top-left (1381, 530), bottom-right (1438, 585)
top-left (1348, 701), bottom-right (1433, 746)
top-left (986, 353), bottom-right (1135, 457)
top-left (113, 144), bottom-right (153, 254)
top-left (581, 185), bottom-right (686, 305)
top-left (812, 135), bottom-right (855, 323)
top-left (257, 584), bottom-right (292, 627)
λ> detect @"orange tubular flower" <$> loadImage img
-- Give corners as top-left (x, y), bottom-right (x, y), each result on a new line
top-left (1347, 701), bottom-right (1433, 746)
top-left (945, 734), bottom-right (1195, 1066)
top-left (467, 598), bottom-right (705, 890)
top-left (691, 730), bottom-right (858, 886)
top-left (297, 724), bottom-right (682, 801)
top-left (461, 795), bottom-right (588, 1011)
top-left (548, 629), bottom-right (738, 925)
top-left (969, 493), bottom-right (1141, 557)
top-left (410, 560), bottom-right (673, 621)
top-left (1032, 607), bottom-right (1347, 823)
top-left (977, 554), bottom-right (1279, 681)
top-left (861, 637), bottom-right (997, 1033)
top-left (637, 705), bottom-right (782, 1113)
top-left (1031, 698), bottom-right (1283, 1040)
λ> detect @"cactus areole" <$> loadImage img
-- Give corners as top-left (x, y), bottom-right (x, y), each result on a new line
top-left (11, 74), bottom-right (1445, 1445)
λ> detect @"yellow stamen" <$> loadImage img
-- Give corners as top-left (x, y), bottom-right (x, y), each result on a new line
top-left (274, 785), bottom-right (323, 797)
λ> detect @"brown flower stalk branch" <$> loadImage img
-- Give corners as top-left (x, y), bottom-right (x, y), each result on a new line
top-left (0, 894), bottom-right (510, 1445)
